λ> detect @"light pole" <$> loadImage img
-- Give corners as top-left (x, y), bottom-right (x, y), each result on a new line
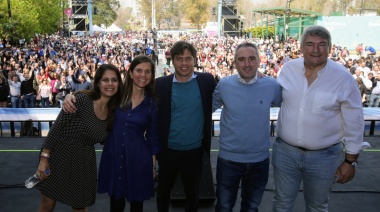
top-left (285, 0), bottom-right (291, 40)
top-left (88, 0), bottom-right (93, 35)
top-left (151, 0), bottom-right (156, 29)
top-left (217, 0), bottom-right (222, 37)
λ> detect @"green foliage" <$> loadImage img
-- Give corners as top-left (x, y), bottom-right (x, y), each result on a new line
top-left (0, 0), bottom-right (61, 42)
top-left (183, 0), bottom-right (209, 30)
top-left (137, 0), bottom-right (153, 28)
top-left (0, 0), bottom-right (119, 42)
top-left (93, 0), bottom-right (119, 28)
top-left (246, 26), bottom-right (275, 38)
top-left (137, 0), bottom-right (214, 30)
top-left (137, 0), bottom-right (182, 30)
top-left (331, 11), bottom-right (344, 16)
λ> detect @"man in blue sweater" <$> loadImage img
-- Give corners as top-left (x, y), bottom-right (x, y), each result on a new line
top-left (213, 42), bottom-right (282, 211)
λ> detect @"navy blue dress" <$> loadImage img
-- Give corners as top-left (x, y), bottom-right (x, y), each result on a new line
top-left (97, 95), bottom-right (160, 202)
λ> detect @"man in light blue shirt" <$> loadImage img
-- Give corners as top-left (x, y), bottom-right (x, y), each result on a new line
top-left (213, 42), bottom-right (282, 211)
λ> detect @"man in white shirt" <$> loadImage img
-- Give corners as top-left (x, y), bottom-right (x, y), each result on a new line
top-left (273, 26), bottom-right (370, 211)
top-left (369, 74), bottom-right (380, 107)
top-left (356, 61), bottom-right (371, 78)
top-left (8, 74), bottom-right (22, 108)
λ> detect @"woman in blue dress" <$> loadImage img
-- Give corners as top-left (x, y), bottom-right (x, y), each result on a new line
top-left (97, 55), bottom-right (160, 212)
top-left (63, 55), bottom-right (160, 212)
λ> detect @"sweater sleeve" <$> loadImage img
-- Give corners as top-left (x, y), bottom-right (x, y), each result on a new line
top-left (212, 81), bottom-right (223, 112)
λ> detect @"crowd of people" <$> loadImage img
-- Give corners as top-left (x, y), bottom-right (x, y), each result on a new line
top-left (0, 26), bottom-right (374, 212)
top-left (0, 30), bottom-right (379, 108)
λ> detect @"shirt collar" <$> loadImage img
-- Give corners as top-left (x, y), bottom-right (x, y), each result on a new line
top-left (237, 72), bottom-right (258, 84)
top-left (173, 72), bottom-right (197, 83)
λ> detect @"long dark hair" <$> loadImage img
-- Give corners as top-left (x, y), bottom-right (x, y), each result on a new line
top-left (79, 64), bottom-right (123, 131)
top-left (120, 55), bottom-right (156, 108)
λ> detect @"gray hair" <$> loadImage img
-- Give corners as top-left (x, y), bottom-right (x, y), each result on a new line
top-left (300, 26), bottom-right (332, 49)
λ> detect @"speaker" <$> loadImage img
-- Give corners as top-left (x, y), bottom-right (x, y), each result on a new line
top-left (73, 6), bottom-right (87, 15)
top-left (170, 152), bottom-right (216, 201)
top-left (222, 6), bottom-right (235, 16)
top-left (73, 18), bottom-right (86, 31)
top-left (223, 19), bottom-right (238, 32)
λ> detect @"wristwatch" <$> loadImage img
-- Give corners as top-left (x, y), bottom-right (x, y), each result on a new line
top-left (344, 159), bottom-right (358, 167)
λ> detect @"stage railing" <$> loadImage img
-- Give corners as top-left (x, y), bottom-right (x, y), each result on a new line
top-left (1, 108), bottom-right (380, 137)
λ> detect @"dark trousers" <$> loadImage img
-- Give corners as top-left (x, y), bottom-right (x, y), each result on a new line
top-left (155, 56), bottom-right (159, 65)
top-left (51, 92), bottom-right (58, 106)
top-left (110, 196), bottom-right (143, 212)
top-left (166, 58), bottom-right (171, 67)
top-left (156, 147), bottom-right (203, 212)
top-left (23, 94), bottom-right (35, 108)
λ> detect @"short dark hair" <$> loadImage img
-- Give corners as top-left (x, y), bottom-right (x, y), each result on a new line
top-left (170, 41), bottom-right (197, 59)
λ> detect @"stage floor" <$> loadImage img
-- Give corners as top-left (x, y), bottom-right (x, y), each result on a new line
top-left (0, 137), bottom-right (379, 212)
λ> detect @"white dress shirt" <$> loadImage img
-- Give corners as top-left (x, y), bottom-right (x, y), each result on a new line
top-left (277, 58), bottom-right (370, 154)
top-left (8, 80), bottom-right (21, 96)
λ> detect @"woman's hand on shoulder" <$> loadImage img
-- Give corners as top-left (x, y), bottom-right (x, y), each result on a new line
top-left (62, 94), bottom-right (77, 113)
top-left (257, 71), bottom-right (265, 79)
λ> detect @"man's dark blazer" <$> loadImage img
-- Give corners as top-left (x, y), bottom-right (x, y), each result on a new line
top-left (155, 72), bottom-right (217, 155)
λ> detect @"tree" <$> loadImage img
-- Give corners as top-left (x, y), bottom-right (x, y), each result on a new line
top-left (0, 0), bottom-right (120, 42)
top-left (183, 0), bottom-right (209, 30)
top-left (92, 0), bottom-right (119, 28)
top-left (237, 0), bottom-right (263, 29)
top-left (137, 0), bottom-right (154, 29)
top-left (259, 0), bottom-right (380, 16)
top-left (115, 7), bottom-right (133, 30)
top-left (155, 0), bottom-right (167, 29)
top-left (137, 0), bottom-right (182, 30)
top-left (0, 0), bottom-right (61, 43)
top-left (246, 26), bottom-right (275, 39)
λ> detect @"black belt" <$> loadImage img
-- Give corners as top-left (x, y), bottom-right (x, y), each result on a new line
top-left (11, 95), bottom-right (20, 97)
top-left (284, 140), bottom-right (340, 151)
top-left (300, 142), bottom-right (340, 151)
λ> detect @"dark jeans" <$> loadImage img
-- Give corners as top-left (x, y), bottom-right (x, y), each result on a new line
top-left (156, 147), bottom-right (203, 212)
top-left (11, 96), bottom-right (22, 108)
top-left (23, 94), bottom-right (35, 108)
top-left (166, 58), bottom-right (171, 67)
top-left (215, 157), bottom-right (269, 212)
top-left (51, 92), bottom-right (58, 106)
top-left (41, 97), bottom-right (50, 108)
top-left (155, 56), bottom-right (159, 65)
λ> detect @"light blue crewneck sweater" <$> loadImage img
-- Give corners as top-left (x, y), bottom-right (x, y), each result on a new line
top-left (212, 75), bottom-right (282, 163)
